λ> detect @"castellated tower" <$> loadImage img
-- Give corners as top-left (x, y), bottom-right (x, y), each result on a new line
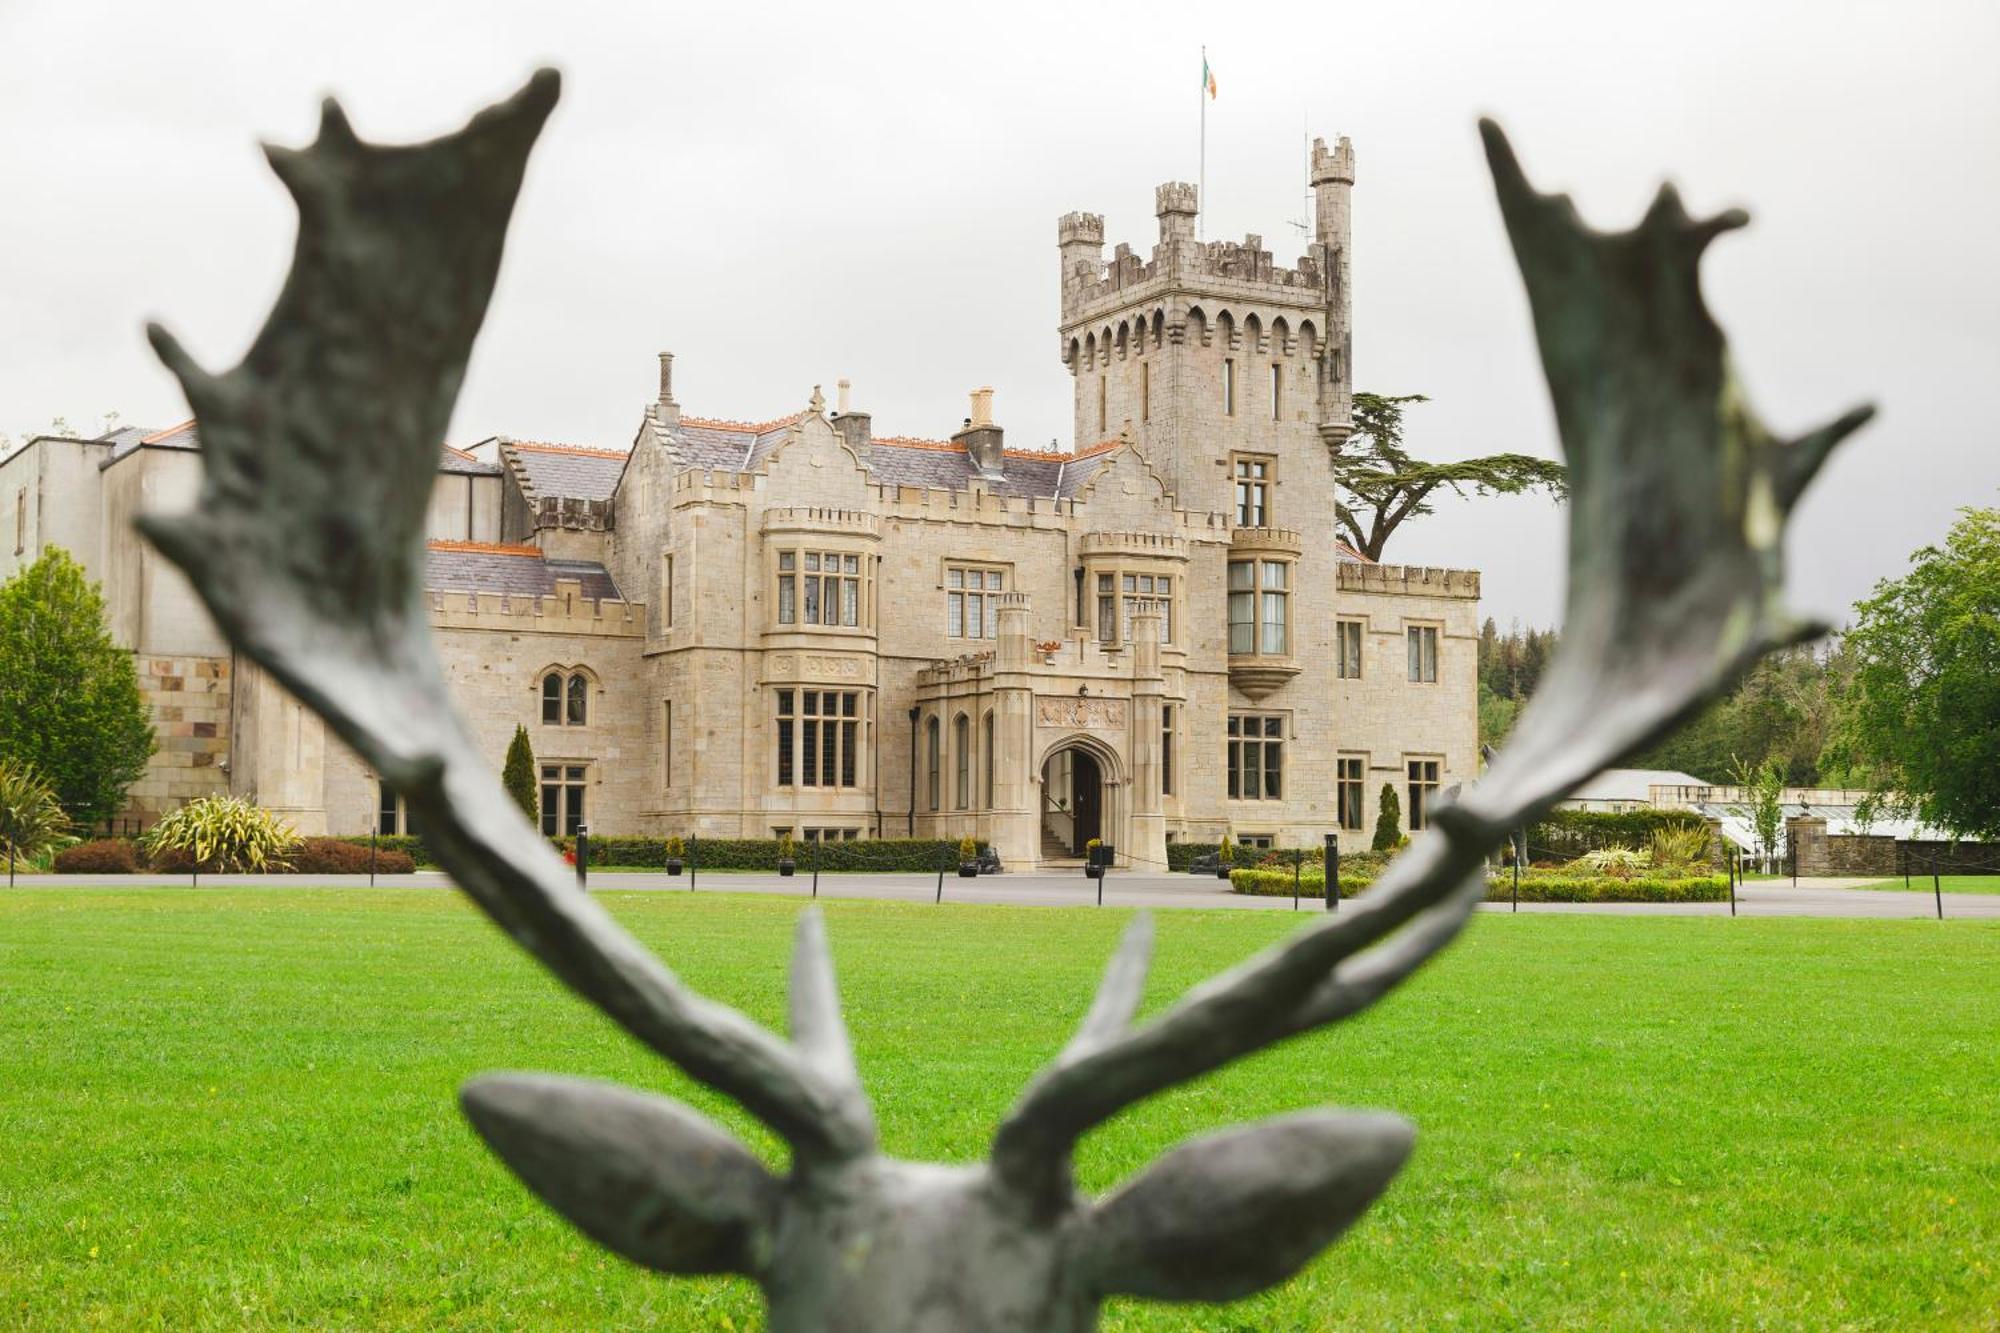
top-left (1057, 136), bottom-right (1355, 515)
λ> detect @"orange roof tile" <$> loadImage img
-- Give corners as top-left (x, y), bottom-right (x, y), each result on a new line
top-left (506, 440), bottom-right (630, 460)
top-left (678, 412), bottom-right (806, 435)
top-left (426, 540), bottom-right (545, 558)
top-left (140, 419), bottom-right (196, 444)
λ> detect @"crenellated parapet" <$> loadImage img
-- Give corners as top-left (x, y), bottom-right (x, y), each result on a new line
top-left (762, 506), bottom-right (883, 540)
top-left (1336, 562), bottom-right (1481, 599)
top-left (430, 581), bottom-right (647, 637)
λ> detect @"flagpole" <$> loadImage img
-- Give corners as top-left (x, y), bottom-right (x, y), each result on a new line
top-left (1198, 45), bottom-right (1206, 241)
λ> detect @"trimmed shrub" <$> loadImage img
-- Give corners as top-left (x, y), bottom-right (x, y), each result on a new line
top-left (1228, 868), bottom-right (1375, 897)
top-left (287, 837), bottom-right (415, 876)
top-left (547, 837), bottom-right (984, 872)
top-left (1372, 785), bottom-right (1402, 853)
top-left (1526, 809), bottom-right (1710, 861)
top-left (1489, 873), bottom-right (1729, 903)
top-left (53, 838), bottom-right (138, 874)
top-left (1167, 842), bottom-right (1219, 871)
top-left (334, 834), bottom-right (434, 866)
top-left (1232, 866), bottom-right (1730, 903)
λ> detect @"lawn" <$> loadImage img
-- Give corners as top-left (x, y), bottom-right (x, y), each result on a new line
top-left (1857, 874), bottom-right (2000, 896)
top-left (2, 890), bottom-right (1996, 1330)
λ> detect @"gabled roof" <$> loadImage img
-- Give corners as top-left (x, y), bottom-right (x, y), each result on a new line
top-left (500, 439), bottom-right (629, 502)
top-left (424, 540), bottom-right (622, 601)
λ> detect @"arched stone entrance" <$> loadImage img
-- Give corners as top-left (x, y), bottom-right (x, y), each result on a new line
top-left (1040, 739), bottom-right (1117, 860)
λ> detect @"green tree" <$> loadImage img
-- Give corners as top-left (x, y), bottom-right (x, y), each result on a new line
top-left (502, 724), bottom-right (537, 823)
top-left (1332, 393), bottom-right (1569, 561)
top-left (1371, 783), bottom-right (1403, 852)
top-left (1730, 755), bottom-right (1786, 871)
top-left (1826, 507), bottom-right (2000, 838)
top-left (0, 548), bottom-right (154, 824)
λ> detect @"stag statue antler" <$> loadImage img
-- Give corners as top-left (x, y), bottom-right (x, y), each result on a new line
top-left (140, 71), bottom-right (1870, 1330)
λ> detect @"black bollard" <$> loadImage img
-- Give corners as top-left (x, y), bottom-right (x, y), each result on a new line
top-left (812, 833), bottom-right (820, 900)
top-left (1324, 833), bottom-right (1338, 912)
top-left (1934, 851), bottom-right (1943, 921)
top-left (575, 825), bottom-right (589, 891)
top-left (936, 845), bottom-right (946, 904)
top-left (690, 834), bottom-right (697, 892)
top-left (369, 822), bottom-right (378, 887)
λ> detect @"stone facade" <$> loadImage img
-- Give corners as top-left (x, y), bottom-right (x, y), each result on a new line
top-left (2, 135), bottom-right (1482, 864)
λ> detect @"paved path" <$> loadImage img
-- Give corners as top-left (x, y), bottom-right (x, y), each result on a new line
top-left (10, 870), bottom-right (1997, 919)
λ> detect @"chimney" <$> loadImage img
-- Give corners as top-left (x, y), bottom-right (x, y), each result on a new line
top-left (656, 351), bottom-right (680, 427)
top-left (954, 386), bottom-right (1005, 480)
top-left (832, 377), bottom-right (872, 461)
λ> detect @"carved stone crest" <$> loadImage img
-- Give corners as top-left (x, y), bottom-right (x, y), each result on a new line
top-left (1037, 696), bottom-right (1127, 730)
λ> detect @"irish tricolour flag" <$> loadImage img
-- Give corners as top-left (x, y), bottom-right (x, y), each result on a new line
top-left (1203, 56), bottom-right (1217, 99)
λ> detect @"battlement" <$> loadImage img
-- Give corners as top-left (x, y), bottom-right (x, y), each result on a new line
top-left (1336, 562), bottom-right (1480, 600)
top-left (1057, 211), bottom-right (1103, 248)
top-left (1155, 182), bottom-right (1198, 217)
top-left (429, 580), bottom-right (647, 637)
top-left (1079, 530), bottom-right (1189, 560)
top-left (1310, 135), bottom-right (1355, 187)
top-left (762, 506), bottom-right (883, 539)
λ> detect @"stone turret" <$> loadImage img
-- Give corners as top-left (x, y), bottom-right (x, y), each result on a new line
top-left (1155, 182), bottom-right (1198, 248)
top-left (1310, 136), bottom-right (1355, 440)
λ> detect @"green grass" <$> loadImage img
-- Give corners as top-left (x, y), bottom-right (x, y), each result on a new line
top-left (1856, 874), bottom-right (2000, 896)
top-left (3, 890), bottom-right (1996, 1330)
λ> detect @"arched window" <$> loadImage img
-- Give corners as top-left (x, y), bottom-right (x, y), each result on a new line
top-left (983, 711), bottom-right (995, 808)
top-left (928, 716), bottom-right (944, 808)
top-left (954, 713), bottom-right (970, 810)
top-left (541, 668), bottom-right (592, 727)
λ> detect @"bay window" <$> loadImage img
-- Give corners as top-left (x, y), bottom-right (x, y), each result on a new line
top-left (1228, 559), bottom-right (1290, 656)
top-left (776, 549), bottom-right (862, 628)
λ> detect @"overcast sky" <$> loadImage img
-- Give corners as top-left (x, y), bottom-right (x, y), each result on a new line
top-left (2, 1), bottom-right (1994, 626)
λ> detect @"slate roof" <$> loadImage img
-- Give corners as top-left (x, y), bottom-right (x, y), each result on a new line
top-left (424, 541), bottom-right (623, 601)
top-left (501, 440), bottom-right (630, 501)
top-left (661, 412), bottom-right (1117, 502)
top-left (667, 415), bottom-right (805, 473)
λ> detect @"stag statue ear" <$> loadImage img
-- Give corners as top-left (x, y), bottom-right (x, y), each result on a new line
top-left (140, 72), bottom-right (1869, 1332)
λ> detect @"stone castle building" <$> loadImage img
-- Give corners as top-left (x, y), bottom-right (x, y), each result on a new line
top-left (1, 137), bottom-right (1480, 868)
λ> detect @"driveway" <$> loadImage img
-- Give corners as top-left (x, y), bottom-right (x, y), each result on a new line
top-left (11, 869), bottom-right (1997, 918)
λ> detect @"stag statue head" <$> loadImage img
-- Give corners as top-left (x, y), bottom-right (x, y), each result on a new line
top-left (139, 71), bottom-right (1869, 1331)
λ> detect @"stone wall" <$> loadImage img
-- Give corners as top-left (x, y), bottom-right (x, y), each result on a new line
top-left (125, 653), bottom-right (231, 819)
top-left (1787, 818), bottom-right (1897, 877)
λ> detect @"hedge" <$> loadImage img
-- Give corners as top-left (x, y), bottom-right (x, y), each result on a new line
top-left (1492, 873), bottom-right (1729, 903)
top-left (548, 836), bottom-right (986, 872)
top-left (1166, 842), bottom-right (1220, 871)
top-left (1524, 809), bottom-right (1712, 862)
top-left (1230, 867), bottom-right (1730, 903)
top-left (53, 839), bottom-right (139, 874)
top-left (1226, 869), bottom-right (1376, 897)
